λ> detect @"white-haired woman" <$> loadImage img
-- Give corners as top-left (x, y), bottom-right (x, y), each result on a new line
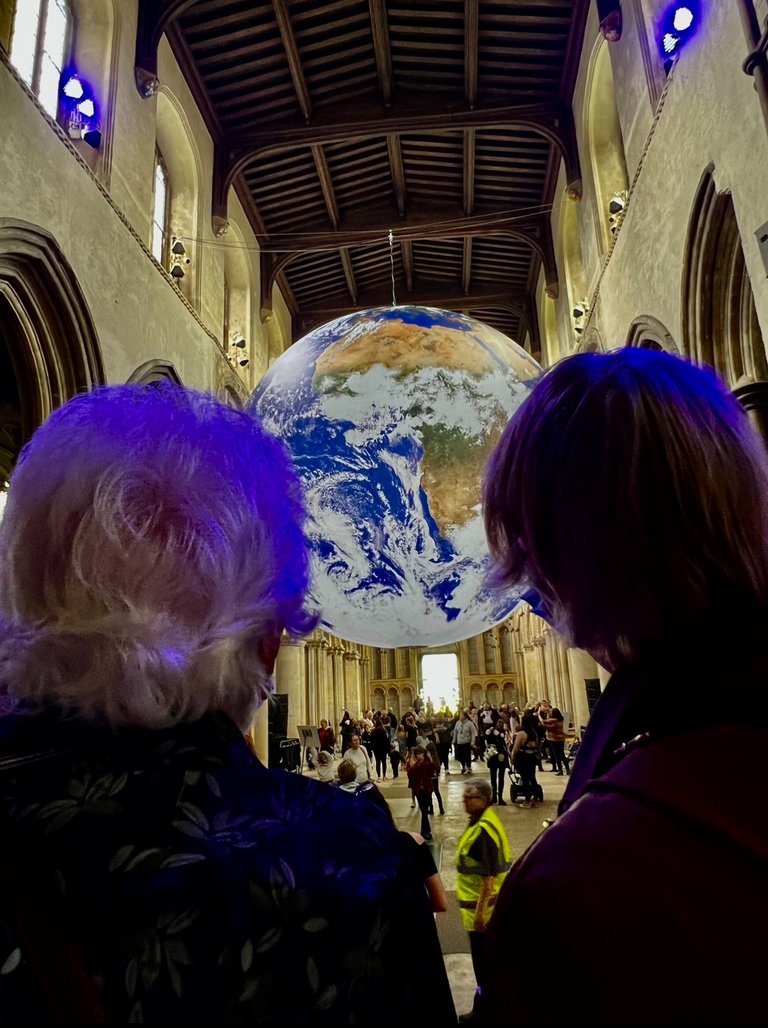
top-left (0, 384), bottom-right (454, 1024)
top-left (479, 349), bottom-right (768, 1024)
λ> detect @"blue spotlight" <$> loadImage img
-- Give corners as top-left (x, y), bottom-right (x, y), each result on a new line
top-left (658, 3), bottom-right (701, 63)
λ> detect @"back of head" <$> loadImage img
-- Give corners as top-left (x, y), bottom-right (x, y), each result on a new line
top-left (0, 383), bottom-right (314, 729)
top-left (337, 758), bottom-right (358, 784)
top-left (484, 349), bottom-right (768, 666)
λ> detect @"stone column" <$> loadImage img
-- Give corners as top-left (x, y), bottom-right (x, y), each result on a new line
top-left (274, 637), bottom-right (307, 740)
top-left (566, 648), bottom-right (598, 736)
top-left (249, 701), bottom-right (270, 765)
top-left (558, 640), bottom-right (576, 728)
top-left (343, 650), bottom-right (361, 716)
top-left (330, 643), bottom-right (345, 722)
top-left (305, 638), bottom-right (323, 726)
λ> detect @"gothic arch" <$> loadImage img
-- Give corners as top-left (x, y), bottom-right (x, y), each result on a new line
top-left (626, 315), bottom-right (678, 353)
top-left (559, 192), bottom-right (588, 349)
top-left (155, 87), bottom-right (203, 310)
top-left (682, 169), bottom-right (768, 384)
top-left (0, 220), bottom-right (104, 480)
top-left (584, 36), bottom-right (630, 253)
top-left (126, 359), bottom-right (182, 384)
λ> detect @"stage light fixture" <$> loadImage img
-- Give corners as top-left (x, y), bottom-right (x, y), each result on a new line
top-left (171, 239), bottom-right (186, 256)
top-left (81, 127), bottom-right (101, 149)
top-left (170, 264), bottom-right (185, 280)
top-left (658, 2), bottom-right (700, 64)
top-left (62, 74), bottom-right (84, 99)
top-left (76, 98), bottom-right (95, 118)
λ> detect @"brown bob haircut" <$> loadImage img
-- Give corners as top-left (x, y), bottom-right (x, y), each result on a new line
top-left (483, 349), bottom-right (768, 667)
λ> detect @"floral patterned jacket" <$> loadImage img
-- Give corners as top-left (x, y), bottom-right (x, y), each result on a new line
top-left (0, 705), bottom-right (454, 1024)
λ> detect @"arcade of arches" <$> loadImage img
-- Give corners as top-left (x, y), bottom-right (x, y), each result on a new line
top-left (1, 1), bottom-right (767, 757)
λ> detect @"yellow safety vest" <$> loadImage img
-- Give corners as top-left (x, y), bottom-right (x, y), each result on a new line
top-left (456, 806), bottom-right (512, 931)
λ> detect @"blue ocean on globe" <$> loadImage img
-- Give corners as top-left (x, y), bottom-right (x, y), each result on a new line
top-left (249, 306), bottom-right (542, 648)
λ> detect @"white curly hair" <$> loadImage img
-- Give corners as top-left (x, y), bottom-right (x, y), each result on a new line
top-left (0, 383), bottom-right (315, 729)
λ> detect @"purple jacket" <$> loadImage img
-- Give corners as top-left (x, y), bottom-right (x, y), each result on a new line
top-left (478, 643), bottom-right (768, 1024)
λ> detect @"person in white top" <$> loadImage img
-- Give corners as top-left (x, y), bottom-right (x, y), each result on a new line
top-left (342, 734), bottom-right (373, 784)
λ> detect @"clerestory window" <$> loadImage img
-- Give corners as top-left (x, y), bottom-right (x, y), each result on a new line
top-left (9, 0), bottom-right (72, 120)
top-left (151, 149), bottom-right (170, 264)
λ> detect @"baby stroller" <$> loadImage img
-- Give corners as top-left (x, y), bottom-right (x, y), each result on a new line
top-left (508, 765), bottom-right (544, 804)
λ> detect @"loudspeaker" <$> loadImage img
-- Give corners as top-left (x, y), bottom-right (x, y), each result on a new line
top-left (268, 693), bottom-right (288, 740)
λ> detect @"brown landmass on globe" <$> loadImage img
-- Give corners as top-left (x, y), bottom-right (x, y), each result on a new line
top-left (314, 317), bottom-right (498, 378)
top-left (420, 418), bottom-right (507, 535)
top-left (313, 313), bottom-right (530, 538)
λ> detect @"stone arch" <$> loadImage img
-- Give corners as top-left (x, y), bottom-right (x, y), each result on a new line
top-left (126, 358), bottom-right (182, 384)
top-left (560, 192), bottom-right (588, 349)
top-left (682, 169), bottom-right (768, 385)
top-left (400, 685), bottom-right (413, 711)
top-left (584, 36), bottom-right (630, 253)
top-left (470, 684), bottom-right (485, 709)
top-left (371, 686), bottom-right (386, 712)
top-left (155, 88), bottom-right (202, 310)
top-left (626, 315), bottom-right (679, 353)
top-left (386, 686), bottom-right (400, 716)
top-left (0, 220), bottom-right (104, 486)
top-left (486, 682), bottom-right (501, 708)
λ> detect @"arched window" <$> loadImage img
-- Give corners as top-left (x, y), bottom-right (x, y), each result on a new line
top-left (625, 315), bottom-right (678, 353)
top-left (10, 0), bottom-right (72, 119)
top-left (151, 149), bottom-right (170, 264)
top-left (683, 169), bottom-right (768, 385)
top-left (584, 37), bottom-right (630, 253)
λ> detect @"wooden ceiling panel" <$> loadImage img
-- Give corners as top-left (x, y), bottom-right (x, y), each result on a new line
top-left (169, 0), bottom-right (589, 341)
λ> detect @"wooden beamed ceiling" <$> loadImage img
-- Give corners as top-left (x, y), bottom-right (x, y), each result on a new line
top-left (138, 0), bottom-right (590, 348)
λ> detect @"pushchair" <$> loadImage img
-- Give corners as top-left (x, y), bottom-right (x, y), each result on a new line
top-left (508, 765), bottom-right (543, 804)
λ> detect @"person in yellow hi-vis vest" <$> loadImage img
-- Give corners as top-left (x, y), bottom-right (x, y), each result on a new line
top-left (456, 779), bottom-right (512, 1021)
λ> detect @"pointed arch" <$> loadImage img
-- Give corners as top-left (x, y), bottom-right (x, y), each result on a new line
top-left (0, 221), bottom-right (103, 479)
top-left (155, 87), bottom-right (202, 310)
top-left (682, 168), bottom-right (768, 384)
top-left (584, 36), bottom-right (630, 252)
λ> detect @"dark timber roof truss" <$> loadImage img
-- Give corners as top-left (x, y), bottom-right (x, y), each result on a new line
top-left (135, 0), bottom-right (589, 349)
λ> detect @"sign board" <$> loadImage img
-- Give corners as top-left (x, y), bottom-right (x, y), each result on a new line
top-left (297, 725), bottom-right (321, 750)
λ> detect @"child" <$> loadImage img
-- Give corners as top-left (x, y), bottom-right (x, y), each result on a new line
top-left (316, 750), bottom-right (335, 783)
top-left (388, 743), bottom-right (403, 779)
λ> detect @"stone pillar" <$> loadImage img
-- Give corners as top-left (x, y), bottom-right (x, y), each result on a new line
top-left (343, 650), bottom-right (361, 716)
top-left (249, 700), bottom-right (270, 765)
top-left (330, 643), bottom-right (345, 722)
top-left (274, 637), bottom-right (307, 740)
top-left (305, 638), bottom-right (323, 727)
top-left (558, 640), bottom-right (576, 728)
top-left (359, 654), bottom-right (371, 712)
top-left (567, 648), bottom-right (598, 735)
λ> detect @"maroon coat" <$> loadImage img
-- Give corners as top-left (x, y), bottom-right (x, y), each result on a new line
top-left (478, 641), bottom-right (768, 1024)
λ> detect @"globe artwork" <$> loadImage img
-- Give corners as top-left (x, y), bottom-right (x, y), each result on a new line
top-left (249, 306), bottom-right (542, 648)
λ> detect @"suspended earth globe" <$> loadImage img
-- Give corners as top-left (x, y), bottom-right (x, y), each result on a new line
top-left (249, 306), bottom-right (542, 648)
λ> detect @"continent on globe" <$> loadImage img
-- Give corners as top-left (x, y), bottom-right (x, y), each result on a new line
top-left (249, 306), bottom-right (542, 649)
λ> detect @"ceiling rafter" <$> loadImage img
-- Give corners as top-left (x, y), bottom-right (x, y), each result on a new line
top-left (340, 248), bottom-right (358, 303)
top-left (463, 128), bottom-right (476, 216)
top-left (311, 145), bottom-right (340, 228)
top-left (212, 98), bottom-right (580, 222)
top-left (465, 0), bottom-right (479, 109)
top-left (272, 0), bottom-right (312, 124)
top-left (173, 1), bottom-right (589, 339)
top-left (387, 134), bottom-right (407, 218)
top-left (462, 237), bottom-right (473, 295)
top-left (369, 0), bottom-right (393, 107)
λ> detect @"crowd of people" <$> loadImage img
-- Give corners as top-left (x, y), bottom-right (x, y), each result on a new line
top-left (310, 700), bottom-right (575, 814)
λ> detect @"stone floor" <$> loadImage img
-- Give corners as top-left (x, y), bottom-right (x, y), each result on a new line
top-left (305, 753), bottom-right (569, 1017)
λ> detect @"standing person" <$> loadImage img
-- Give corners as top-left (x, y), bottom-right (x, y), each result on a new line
top-left (0, 383), bottom-right (456, 1023)
top-left (388, 742), bottom-right (403, 779)
top-left (339, 709), bottom-right (355, 752)
top-left (484, 719), bottom-right (510, 805)
top-left (480, 348), bottom-right (768, 1023)
top-left (456, 779), bottom-right (512, 1020)
top-left (539, 706), bottom-right (569, 776)
top-left (509, 710), bottom-right (542, 808)
top-left (318, 718), bottom-right (336, 755)
top-left (371, 718), bottom-right (391, 781)
top-left (452, 711), bottom-right (477, 774)
top-left (342, 733), bottom-right (372, 784)
top-left (425, 741), bottom-right (445, 815)
top-left (406, 746), bottom-right (435, 841)
top-left (434, 714), bottom-right (453, 773)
